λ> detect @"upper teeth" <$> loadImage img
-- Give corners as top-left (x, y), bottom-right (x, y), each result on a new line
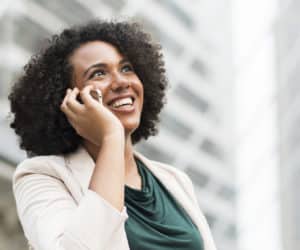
top-left (111, 97), bottom-right (133, 108)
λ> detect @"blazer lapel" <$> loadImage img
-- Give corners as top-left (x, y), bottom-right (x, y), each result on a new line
top-left (64, 146), bottom-right (95, 196)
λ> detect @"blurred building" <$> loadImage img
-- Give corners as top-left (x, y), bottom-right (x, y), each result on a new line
top-left (0, 0), bottom-right (236, 249)
top-left (276, 0), bottom-right (300, 249)
top-left (233, 1), bottom-right (283, 250)
top-left (233, 0), bottom-right (300, 250)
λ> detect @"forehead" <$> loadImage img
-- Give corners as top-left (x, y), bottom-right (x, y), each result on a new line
top-left (69, 41), bottom-right (124, 68)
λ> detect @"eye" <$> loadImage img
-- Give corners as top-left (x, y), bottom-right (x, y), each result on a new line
top-left (90, 69), bottom-right (105, 79)
top-left (121, 64), bottom-right (134, 73)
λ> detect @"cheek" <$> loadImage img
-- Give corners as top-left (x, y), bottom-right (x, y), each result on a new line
top-left (82, 80), bottom-right (110, 92)
top-left (135, 81), bottom-right (144, 101)
top-left (139, 85), bottom-right (144, 110)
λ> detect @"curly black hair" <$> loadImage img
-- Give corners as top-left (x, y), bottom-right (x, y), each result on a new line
top-left (8, 20), bottom-right (168, 156)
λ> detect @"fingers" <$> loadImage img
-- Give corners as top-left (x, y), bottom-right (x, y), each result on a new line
top-left (66, 88), bottom-right (84, 113)
top-left (61, 86), bottom-right (102, 117)
top-left (60, 89), bottom-right (80, 120)
top-left (61, 89), bottom-right (71, 112)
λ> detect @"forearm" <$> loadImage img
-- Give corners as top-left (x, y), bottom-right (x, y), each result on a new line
top-left (88, 132), bottom-right (125, 212)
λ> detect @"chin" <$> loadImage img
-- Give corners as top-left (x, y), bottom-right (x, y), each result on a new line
top-left (119, 114), bottom-right (140, 126)
top-left (122, 122), bottom-right (140, 134)
top-left (124, 124), bottom-right (139, 132)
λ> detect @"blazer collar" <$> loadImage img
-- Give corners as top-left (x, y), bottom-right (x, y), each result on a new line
top-left (65, 145), bottom-right (185, 197)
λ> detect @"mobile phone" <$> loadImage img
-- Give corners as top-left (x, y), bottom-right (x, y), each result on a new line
top-left (90, 89), bottom-right (102, 102)
top-left (76, 89), bottom-right (102, 103)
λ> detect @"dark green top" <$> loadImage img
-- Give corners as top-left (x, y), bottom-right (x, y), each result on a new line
top-left (124, 157), bottom-right (204, 250)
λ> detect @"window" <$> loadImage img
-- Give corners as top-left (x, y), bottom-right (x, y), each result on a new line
top-left (136, 142), bottom-right (174, 164)
top-left (204, 212), bottom-right (217, 228)
top-left (13, 15), bottom-right (51, 53)
top-left (0, 66), bottom-right (20, 99)
top-left (134, 15), bottom-right (161, 42)
top-left (154, 0), bottom-right (194, 30)
top-left (216, 184), bottom-right (235, 201)
top-left (101, 0), bottom-right (125, 12)
top-left (185, 166), bottom-right (209, 188)
top-left (225, 224), bottom-right (237, 240)
top-left (191, 58), bottom-right (208, 78)
top-left (174, 84), bottom-right (209, 113)
top-left (0, 177), bottom-right (22, 245)
top-left (199, 138), bottom-right (224, 160)
top-left (160, 32), bottom-right (184, 56)
top-left (32, 0), bottom-right (93, 25)
top-left (0, 15), bottom-right (13, 44)
top-left (160, 111), bottom-right (193, 140)
top-left (134, 15), bottom-right (184, 56)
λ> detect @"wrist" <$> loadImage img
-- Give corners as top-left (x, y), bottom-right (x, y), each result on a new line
top-left (96, 132), bottom-right (125, 162)
top-left (102, 130), bottom-right (125, 144)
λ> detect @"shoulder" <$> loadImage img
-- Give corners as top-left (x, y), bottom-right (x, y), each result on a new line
top-left (13, 154), bottom-right (67, 184)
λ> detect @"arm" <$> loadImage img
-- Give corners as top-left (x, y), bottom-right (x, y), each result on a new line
top-left (13, 159), bottom-right (129, 250)
top-left (61, 86), bottom-right (126, 212)
top-left (89, 132), bottom-right (125, 212)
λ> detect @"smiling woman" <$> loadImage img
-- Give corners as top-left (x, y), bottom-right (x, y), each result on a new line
top-left (8, 20), bottom-right (216, 250)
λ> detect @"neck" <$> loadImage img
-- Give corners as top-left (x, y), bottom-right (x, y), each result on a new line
top-left (83, 133), bottom-right (138, 177)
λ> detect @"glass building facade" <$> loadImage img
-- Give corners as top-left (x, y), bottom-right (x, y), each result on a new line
top-left (276, 0), bottom-right (300, 249)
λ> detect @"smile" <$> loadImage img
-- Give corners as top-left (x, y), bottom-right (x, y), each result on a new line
top-left (108, 97), bottom-right (135, 113)
top-left (111, 97), bottom-right (133, 108)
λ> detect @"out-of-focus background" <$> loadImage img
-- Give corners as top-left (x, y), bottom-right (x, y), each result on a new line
top-left (0, 0), bottom-right (298, 250)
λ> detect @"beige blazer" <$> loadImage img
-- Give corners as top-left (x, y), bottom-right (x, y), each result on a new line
top-left (13, 145), bottom-right (217, 250)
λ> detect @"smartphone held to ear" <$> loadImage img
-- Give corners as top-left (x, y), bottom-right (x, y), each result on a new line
top-left (90, 89), bottom-right (102, 102)
top-left (77, 89), bottom-right (102, 104)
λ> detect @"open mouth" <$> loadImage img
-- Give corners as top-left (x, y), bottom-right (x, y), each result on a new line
top-left (108, 97), bottom-right (135, 112)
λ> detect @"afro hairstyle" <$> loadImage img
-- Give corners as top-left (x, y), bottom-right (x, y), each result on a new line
top-left (8, 20), bottom-right (168, 156)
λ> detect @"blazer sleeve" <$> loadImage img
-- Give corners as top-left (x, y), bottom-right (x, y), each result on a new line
top-left (13, 159), bottom-right (129, 250)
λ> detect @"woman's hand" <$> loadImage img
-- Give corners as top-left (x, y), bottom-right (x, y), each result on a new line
top-left (60, 85), bottom-right (124, 145)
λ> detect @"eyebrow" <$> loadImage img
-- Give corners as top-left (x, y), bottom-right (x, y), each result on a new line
top-left (83, 58), bottom-right (130, 78)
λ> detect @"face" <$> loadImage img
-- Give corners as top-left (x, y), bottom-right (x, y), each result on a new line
top-left (69, 41), bottom-right (144, 136)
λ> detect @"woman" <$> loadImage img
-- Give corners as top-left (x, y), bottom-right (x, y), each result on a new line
top-left (9, 20), bottom-right (216, 250)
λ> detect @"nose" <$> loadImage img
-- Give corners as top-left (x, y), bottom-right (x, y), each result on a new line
top-left (110, 72), bottom-right (130, 92)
